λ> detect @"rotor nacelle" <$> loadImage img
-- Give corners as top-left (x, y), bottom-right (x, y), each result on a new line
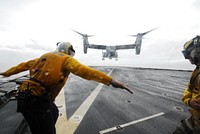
top-left (83, 44), bottom-right (88, 54)
top-left (135, 45), bottom-right (141, 55)
top-left (72, 30), bottom-right (92, 54)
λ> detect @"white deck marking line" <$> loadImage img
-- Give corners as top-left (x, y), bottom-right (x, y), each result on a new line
top-left (99, 112), bottom-right (165, 134)
top-left (56, 69), bottom-right (114, 134)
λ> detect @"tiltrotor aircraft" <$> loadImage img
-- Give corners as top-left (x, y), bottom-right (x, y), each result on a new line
top-left (73, 28), bottom-right (156, 60)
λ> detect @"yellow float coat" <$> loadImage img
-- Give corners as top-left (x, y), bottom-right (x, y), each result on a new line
top-left (2, 52), bottom-right (112, 100)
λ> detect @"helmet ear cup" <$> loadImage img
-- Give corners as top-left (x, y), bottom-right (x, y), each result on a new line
top-left (190, 47), bottom-right (200, 65)
top-left (193, 54), bottom-right (200, 65)
top-left (56, 42), bottom-right (61, 46)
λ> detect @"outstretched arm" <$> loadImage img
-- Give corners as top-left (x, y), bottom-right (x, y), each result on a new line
top-left (110, 79), bottom-right (133, 94)
top-left (64, 57), bottom-right (133, 94)
top-left (0, 59), bottom-right (38, 77)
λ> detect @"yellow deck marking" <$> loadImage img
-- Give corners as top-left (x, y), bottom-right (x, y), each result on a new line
top-left (55, 87), bottom-right (68, 134)
top-left (55, 69), bottom-right (113, 134)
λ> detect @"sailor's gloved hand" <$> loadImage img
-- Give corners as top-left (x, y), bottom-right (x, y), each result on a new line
top-left (110, 79), bottom-right (133, 94)
top-left (189, 99), bottom-right (200, 111)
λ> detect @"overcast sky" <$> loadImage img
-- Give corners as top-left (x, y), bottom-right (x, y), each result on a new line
top-left (0, 0), bottom-right (200, 72)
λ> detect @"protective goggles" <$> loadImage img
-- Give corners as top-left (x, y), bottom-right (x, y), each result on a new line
top-left (182, 49), bottom-right (191, 59)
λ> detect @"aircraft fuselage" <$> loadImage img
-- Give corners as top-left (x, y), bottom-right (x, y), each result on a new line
top-left (102, 46), bottom-right (118, 60)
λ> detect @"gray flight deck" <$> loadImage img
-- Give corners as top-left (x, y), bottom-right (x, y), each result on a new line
top-left (0, 66), bottom-right (192, 134)
top-left (64, 66), bottom-right (191, 134)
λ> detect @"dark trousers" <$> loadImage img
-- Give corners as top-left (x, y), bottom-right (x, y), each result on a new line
top-left (19, 95), bottom-right (59, 134)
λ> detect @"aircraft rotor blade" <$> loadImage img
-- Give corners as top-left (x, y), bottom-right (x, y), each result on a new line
top-left (141, 27), bottom-right (158, 36)
top-left (72, 30), bottom-right (94, 38)
top-left (72, 30), bottom-right (85, 36)
top-left (128, 35), bottom-right (137, 37)
top-left (87, 35), bottom-right (94, 37)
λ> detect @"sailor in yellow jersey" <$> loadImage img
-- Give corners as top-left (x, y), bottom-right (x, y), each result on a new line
top-left (174, 36), bottom-right (200, 134)
top-left (0, 42), bottom-right (133, 134)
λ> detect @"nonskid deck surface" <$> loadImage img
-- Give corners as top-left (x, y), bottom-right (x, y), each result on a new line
top-left (56, 66), bottom-right (191, 134)
top-left (0, 66), bottom-right (191, 134)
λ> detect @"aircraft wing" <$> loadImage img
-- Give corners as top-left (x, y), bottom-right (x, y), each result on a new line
top-left (115, 44), bottom-right (136, 50)
top-left (88, 44), bottom-right (107, 50)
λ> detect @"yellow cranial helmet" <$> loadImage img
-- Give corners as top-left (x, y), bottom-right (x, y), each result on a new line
top-left (56, 42), bottom-right (75, 55)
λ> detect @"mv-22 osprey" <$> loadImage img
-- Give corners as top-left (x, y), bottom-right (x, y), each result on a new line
top-left (73, 28), bottom-right (157, 60)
